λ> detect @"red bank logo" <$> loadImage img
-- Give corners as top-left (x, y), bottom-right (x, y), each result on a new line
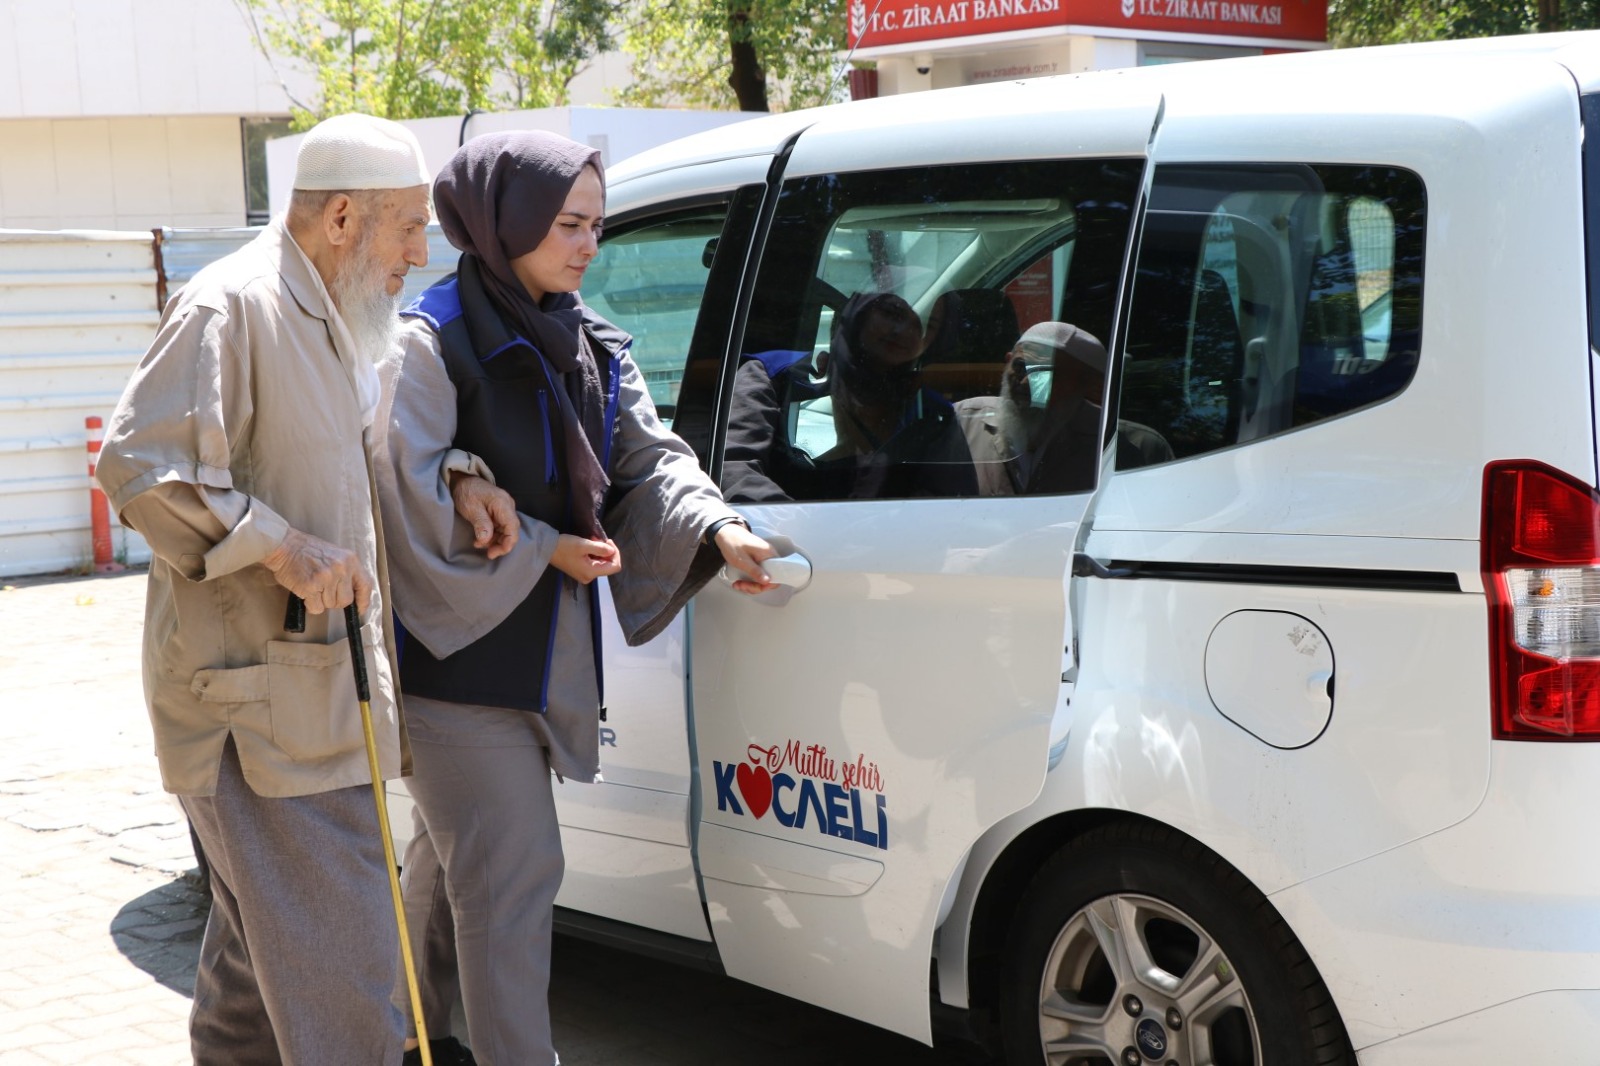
top-left (847, 0), bottom-right (1324, 48)
top-left (713, 740), bottom-right (889, 850)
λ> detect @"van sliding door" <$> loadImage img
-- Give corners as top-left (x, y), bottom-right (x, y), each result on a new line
top-left (681, 151), bottom-right (1145, 1041)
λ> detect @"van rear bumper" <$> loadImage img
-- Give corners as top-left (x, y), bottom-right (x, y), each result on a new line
top-left (1268, 742), bottom-right (1600, 1051)
top-left (1355, 991), bottom-right (1600, 1063)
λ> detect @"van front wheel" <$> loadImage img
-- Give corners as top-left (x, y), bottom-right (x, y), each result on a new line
top-left (997, 821), bottom-right (1353, 1066)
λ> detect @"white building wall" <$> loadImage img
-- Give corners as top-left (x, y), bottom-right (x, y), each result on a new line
top-left (0, 0), bottom-right (301, 229)
top-left (0, 2), bottom-right (686, 231)
top-left (0, 0), bottom-right (642, 122)
top-left (563, 50), bottom-right (637, 109)
top-left (0, 0), bottom-right (304, 119)
top-left (0, 115), bottom-right (247, 229)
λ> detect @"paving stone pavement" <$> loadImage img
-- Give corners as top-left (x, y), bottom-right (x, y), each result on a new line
top-left (0, 570), bottom-right (983, 1066)
top-left (0, 569), bottom-right (201, 1066)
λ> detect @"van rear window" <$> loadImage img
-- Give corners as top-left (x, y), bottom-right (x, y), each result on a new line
top-left (1118, 164), bottom-right (1425, 466)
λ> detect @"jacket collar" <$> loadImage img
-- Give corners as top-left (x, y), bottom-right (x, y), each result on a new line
top-left (456, 255), bottom-right (525, 361)
top-left (261, 219), bottom-right (371, 403)
top-left (263, 219), bottom-right (333, 324)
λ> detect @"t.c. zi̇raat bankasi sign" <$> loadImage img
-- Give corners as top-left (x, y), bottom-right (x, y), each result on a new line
top-left (713, 740), bottom-right (890, 849)
top-left (847, 0), bottom-right (1328, 46)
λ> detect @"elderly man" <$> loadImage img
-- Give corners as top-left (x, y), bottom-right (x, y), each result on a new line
top-left (96, 113), bottom-right (431, 1064)
top-left (957, 320), bottom-right (1174, 495)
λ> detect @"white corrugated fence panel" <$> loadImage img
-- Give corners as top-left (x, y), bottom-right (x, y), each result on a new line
top-left (156, 227), bottom-right (259, 299)
top-left (158, 225), bottom-right (461, 308)
top-left (0, 223), bottom-right (465, 578)
top-left (0, 229), bottom-right (158, 578)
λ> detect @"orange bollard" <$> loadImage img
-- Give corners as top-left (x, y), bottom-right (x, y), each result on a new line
top-left (85, 416), bottom-right (124, 574)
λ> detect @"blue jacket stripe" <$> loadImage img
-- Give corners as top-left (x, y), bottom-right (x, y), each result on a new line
top-left (400, 276), bottom-right (464, 331)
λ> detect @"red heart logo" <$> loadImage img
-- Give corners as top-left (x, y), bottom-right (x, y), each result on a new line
top-left (736, 763), bottom-right (773, 819)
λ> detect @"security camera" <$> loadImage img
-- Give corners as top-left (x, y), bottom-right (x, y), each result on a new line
top-left (915, 53), bottom-right (932, 76)
top-left (917, 64), bottom-right (931, 75)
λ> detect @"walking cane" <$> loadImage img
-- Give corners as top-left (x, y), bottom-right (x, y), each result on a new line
top-left (285, 594), bottom-right (433, 1066)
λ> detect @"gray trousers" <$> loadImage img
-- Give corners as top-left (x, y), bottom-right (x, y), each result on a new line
top-left (181, 738), bottom-right (405, 1066)
top-left (397, 712), bottom-right (564, 1066)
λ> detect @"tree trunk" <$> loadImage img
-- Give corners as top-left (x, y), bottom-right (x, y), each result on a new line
top-left (727, 8), bottom-right (769, 112)
top-left (1539, 0), bottom-right (1562, 32)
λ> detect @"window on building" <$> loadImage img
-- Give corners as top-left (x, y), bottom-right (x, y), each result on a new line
top-left (1138, 42), bottom-right (1258, 65)
top-left (242, 118), bottom-right (293, 226)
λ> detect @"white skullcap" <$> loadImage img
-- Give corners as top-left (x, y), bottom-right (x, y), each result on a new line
top-left (1016, 321), bottom-right (1107, 374)
top-left (293, 113), bottom-right (430, 191)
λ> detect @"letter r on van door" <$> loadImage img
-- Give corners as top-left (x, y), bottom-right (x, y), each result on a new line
top-left (713, 761), bottom-right (745, 815)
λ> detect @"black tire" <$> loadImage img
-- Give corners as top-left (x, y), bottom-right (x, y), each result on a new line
top-left (997, 821), bottom-right (1354, 1066)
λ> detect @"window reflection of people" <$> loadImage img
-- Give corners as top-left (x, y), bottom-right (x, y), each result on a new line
top-left (825, 292), bottom-right (925, 455)
top-left (721, 348), bottom-right (821, 503)
top-left (818, 292), bottom-right (977, 499)
top-left (961, 321), bottom-right (1173, 495)
top-left (721, 292), bottom-right (978, 503)
top-left (918, 287), bottom-right (1021, 389)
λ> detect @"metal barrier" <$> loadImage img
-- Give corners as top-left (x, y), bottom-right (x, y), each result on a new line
top-left (155, 225), bottom-right (461, 309)
top-left (0, 229), bottom-right (159, 577)
top-left (153, 226), bottom-right (258, 308)
top-left (0, 223), bottom-right (467, 577)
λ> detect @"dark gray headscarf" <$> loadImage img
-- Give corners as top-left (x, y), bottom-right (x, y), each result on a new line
top-left (434, 131), bottom-right (610, 538)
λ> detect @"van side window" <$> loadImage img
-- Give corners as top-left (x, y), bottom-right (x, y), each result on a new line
top-left (1118, 165), bottom-right (1425, 467)
top-left (721, 159), bottom-right (1143, 503)
top-left (586, 205), bottom-right (731, 428)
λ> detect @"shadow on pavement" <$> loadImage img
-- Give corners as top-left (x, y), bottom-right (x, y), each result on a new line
top-left (101, 877), bottom-right (989, 1063)
top-left (547, 934), bottom-right (992, 1065)
top-left (110, 874), bottom-right (209, 998)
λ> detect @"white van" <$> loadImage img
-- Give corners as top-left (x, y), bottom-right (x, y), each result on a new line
top-left (464, 31), bottom-right (1600, 1064)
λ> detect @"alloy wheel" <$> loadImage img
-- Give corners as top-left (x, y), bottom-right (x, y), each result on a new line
top-left (1034, 892), bottom-right (1259, 1066)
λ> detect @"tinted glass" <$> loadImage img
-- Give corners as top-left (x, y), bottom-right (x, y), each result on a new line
top-left (722, 160), bottom-right (1142, 503)
top-left (1118, 164), bottom-right (1425, 466)
top-left (587, 206), bottom-right (729, 425)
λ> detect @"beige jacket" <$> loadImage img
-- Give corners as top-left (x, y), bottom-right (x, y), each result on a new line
top-left (97, 222), bottom-right (407, 798)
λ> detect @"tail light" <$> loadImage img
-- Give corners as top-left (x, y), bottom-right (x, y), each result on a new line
top-left (1483, 460), bottom-right (1600, 739)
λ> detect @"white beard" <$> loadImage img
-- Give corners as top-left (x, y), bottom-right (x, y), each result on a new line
top-left (330, 227), bottom-right (403, 364)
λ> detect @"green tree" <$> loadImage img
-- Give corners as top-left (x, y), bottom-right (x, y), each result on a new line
top-left (1330, 0), bottom-right (1600, 46)
top-left (238, 0), bottom-right (619, 128)
top-left (617, 0), bottom-right (848, 112)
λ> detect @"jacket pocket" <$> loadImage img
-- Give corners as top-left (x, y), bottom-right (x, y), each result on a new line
top-left (264, 638), bottom-right (364, 762)
top-left (190, 639), bottom-right (364, 763)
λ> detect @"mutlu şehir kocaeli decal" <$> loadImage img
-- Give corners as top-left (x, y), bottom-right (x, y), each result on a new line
top-left (713, 741), bottom-right (888, 849)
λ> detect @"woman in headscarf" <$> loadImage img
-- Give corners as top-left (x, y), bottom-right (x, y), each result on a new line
top-left (373, 131), bottom-right (774, 1066)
